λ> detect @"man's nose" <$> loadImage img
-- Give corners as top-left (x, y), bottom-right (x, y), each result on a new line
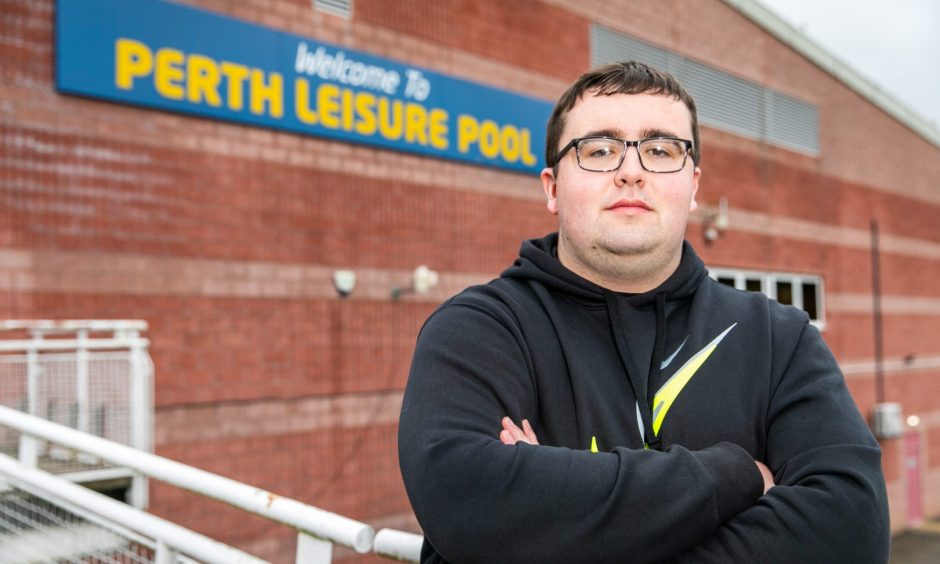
top-left (614, 145), bottom-right (645, 185)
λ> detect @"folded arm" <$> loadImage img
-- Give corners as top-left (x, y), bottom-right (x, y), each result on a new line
top-left (399, 304), bottom-right (763, 563)
top-left (500, 417), bottom-right (777, 494)
top-left (669, 320), bottom-right (890, 563)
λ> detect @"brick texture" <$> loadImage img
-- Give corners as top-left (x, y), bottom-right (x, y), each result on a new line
top-left (2, 0), bottom-right (939, 558)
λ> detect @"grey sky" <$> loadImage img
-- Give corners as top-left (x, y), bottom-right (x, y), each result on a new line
top-left (757, 0), bottom-right (940, 128)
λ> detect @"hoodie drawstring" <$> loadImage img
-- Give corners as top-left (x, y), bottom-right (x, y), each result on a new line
top-left (644, 292), bottom-right (668, 450)
top-left (606, 291), bottom-right (664, 450)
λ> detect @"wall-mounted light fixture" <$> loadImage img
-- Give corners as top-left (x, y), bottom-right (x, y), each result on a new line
top-left (332, 270), bottom-right (357, 298)
top-left (392, 265), bottom-right (439, 300)
top-left (703, 197), bottom-right (730, 243)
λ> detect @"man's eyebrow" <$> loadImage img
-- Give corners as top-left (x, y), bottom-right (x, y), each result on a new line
top-left (579, 127), bottom-right (684, 140)
top-left (639, 127), bottom-right (681, 139)
top-left (581, 128), bottom-right (622, 139)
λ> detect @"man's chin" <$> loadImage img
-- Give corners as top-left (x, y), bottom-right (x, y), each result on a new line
top-left (599, 239), bottom-right (656, 258)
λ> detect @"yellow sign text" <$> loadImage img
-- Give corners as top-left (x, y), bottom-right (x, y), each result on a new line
top-left (457, 114), bottom-right (537, 166)
top-left (115, 38), bottom-right (284, 118)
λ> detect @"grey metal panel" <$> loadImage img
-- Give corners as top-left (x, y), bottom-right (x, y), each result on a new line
top-left (681, 59), bottom-right (764, 140)
top-left (591, 26), bottom-right (679, 75)
top-left (768, 91), bottom-right (820, 153)
top-left (314, 0), bottom-right (352, 18)
top-left (590, 24), bottom-right (819, 155)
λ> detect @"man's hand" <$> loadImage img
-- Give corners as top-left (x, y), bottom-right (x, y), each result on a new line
top-left (755, 460), bottom-right (775, 494)
top-left (500, 417), bottom-right (539, 445)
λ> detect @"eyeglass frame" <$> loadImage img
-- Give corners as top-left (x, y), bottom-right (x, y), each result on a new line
top-left (551, 135), bottom-right (695, 174)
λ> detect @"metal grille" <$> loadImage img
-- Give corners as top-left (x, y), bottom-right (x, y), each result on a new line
top-left (591, 26), bottom-right (677, 73)
top-left (314, 0), bottom-right (352, 18)
top-left (591, 25), bottom-right (820, 155)
top-left (0, 352), bottom-right (133, 475)
top-left (682, 58), bottom-right (765, 140)
top-left (0, 486), bottom-right (154, 563)
top-left (768, 90), bottom-right (820, 153)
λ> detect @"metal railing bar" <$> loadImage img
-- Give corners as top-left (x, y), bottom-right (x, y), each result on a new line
top-left (57, 466), bottom-right (135, 484)
top-left (373, 528), bottom-right (423, 562)
top-left (0, 338), bottom-right (151, 353)
top-left (11, 476), bottom-right (162, 555)
top-left (0, 405), bottom-right (375, 554)
top-left (1, 320), bottom-right (149, 333)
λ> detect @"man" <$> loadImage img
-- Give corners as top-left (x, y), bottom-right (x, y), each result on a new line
top-left (398, 61), bottom-right (889, 563)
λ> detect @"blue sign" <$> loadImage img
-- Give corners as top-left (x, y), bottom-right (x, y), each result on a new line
top-left (55, 0), bottom-right (552, 174)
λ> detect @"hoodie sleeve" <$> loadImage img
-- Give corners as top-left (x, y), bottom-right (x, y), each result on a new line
top-left (670, 313), bottom-right (890, 563)
top-left (399, 301), bottom-right (763, 564)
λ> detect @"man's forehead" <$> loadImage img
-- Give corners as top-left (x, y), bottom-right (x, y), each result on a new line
top-left (566, 91), bottom-right (693, 136)
top-left (576, 89), bottom-right (684, 107)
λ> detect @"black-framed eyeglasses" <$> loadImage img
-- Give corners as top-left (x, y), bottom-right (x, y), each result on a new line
top-left (553, 136), bottom-right (694, 173)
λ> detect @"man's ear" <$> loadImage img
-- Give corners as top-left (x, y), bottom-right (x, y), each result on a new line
top-left (541, 167), bottom-right (558, 215)
top-left (689, 166), bottom-right (702, 213)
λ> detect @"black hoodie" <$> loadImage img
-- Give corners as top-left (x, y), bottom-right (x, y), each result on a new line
top-left (399, 234), bottom-right (889, 563)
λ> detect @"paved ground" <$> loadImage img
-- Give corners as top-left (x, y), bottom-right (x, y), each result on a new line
top-left (890, 521), bottom-right (940, 563)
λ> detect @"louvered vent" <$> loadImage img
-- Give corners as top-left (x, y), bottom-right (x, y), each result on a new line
top-left (314, 0), bottom-right (352, 18)
top-left (768, 90), bottom-right (820, 153)
top-left (591, 25), bottom-right (819, 156)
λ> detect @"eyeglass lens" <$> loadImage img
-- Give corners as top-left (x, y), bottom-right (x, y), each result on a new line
top-left (576, 138), bottom-right (687, 172)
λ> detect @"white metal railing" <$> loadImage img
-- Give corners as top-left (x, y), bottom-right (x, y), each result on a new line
top-left (373, 528), bottom-right (423, 561)
top-left (0, 321), bottom-right (424, 562)
top-left (0, 319), bottom-right (153, 508)
top-left (0, 405), bottom-right (421, 561)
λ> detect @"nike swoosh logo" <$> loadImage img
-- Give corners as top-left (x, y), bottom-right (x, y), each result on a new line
top-left (651, 323), bottom-right (736, 436)
top-left (660, 336), bottom-right (688, 369)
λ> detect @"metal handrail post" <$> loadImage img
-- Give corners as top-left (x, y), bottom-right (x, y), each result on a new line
top-left (297, 532), bottom-right (334, 563)
top-left (20, 333), bottom-right (41, 467)
top-left (76, 329), bottom-right (90, 434)
top-left (74, 328), bottom-right (101, 467)
top-left (128, 327), bottom-right (150, 509)
top-left (155, 540), bottom-right (180, 564)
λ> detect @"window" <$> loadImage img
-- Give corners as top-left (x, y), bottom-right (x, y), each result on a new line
top-left (745, 278), bottom-right (762, 293)
top-left (776, 280), bottom-right (793, 306)
top-left (801, 281), bottom-right (819, 320)
top-left (717, 276), bottom-right (735, 287)
top-left (708, 267), bottom-right (825, 328)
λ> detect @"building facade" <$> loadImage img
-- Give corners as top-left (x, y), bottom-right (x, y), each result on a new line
top-left (2, 0), bottom-right (939, 560)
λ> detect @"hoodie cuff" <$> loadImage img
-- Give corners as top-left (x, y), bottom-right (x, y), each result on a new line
top-left (694, 442), bottom-right (764, 523)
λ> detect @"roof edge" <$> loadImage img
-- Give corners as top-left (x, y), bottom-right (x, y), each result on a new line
top-left (722, 0), bottom-right (940, 148)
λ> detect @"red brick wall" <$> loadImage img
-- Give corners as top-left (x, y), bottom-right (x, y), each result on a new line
top-left (1, 123), bottom-right (553, 271)
top-left (2, 0), bottom-right (940, 561)
top-left (356, 0), bottom-right (589, 82)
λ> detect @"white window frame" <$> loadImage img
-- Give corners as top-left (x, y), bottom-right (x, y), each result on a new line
top-left (709, 267), bottom-right (826, 330)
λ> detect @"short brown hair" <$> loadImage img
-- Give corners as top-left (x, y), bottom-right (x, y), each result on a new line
top-left (545, 61), bottom-right (700, 169)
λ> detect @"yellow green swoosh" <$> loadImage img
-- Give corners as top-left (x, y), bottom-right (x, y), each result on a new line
top-left (651, 324), bottom-right (736, 436)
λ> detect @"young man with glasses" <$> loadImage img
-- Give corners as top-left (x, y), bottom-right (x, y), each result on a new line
top-left (399, 61), bottom-right (888, 563)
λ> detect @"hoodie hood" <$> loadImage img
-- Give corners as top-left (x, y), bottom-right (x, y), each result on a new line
top-left (501, 232), bottom-right (707, 306)
top-left (501, 233), bottom-right (709, 449)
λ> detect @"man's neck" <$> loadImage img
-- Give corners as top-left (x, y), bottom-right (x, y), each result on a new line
top-left (557, 240), bottom-right (682, 294)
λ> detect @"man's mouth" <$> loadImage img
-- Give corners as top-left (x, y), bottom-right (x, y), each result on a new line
top-left (606, 199), bottom-right (652, 212)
